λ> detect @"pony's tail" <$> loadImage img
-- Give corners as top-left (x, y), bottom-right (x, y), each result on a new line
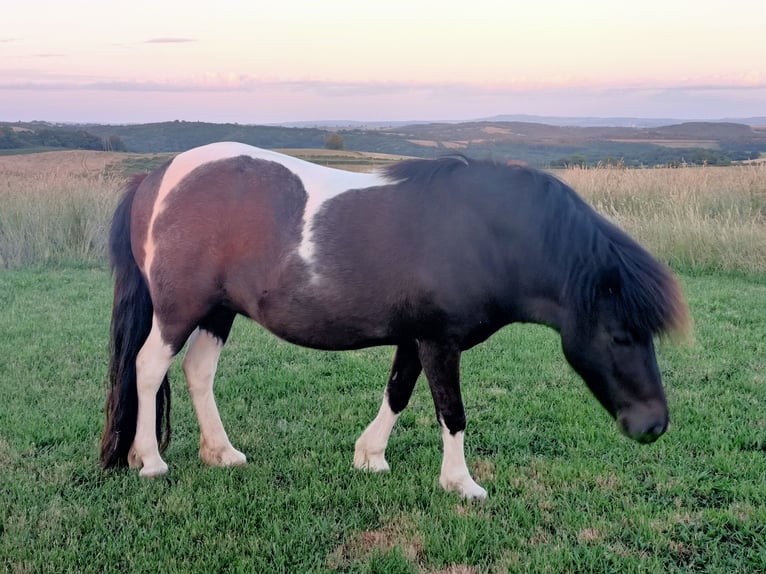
top-left (100, 175), bottom-right (171, 469)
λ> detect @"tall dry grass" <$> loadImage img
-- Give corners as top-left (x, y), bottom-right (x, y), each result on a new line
top-left (1, 151), bottom-right (764, 275)
top-left (557, 164), bottom-right (766, 274)
top-left (0, 153), bottom-right (123, 268)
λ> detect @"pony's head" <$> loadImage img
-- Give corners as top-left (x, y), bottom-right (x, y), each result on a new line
top-left (559, 261), bottom-right (690, 443)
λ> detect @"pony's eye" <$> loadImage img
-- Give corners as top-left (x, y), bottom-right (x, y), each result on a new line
top-left (612, 333), bottom-right (632, 346)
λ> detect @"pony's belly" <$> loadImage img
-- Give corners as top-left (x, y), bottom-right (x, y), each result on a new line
top-left (262, 314), bottom-right (394, 351)
top-left (255, 287), bottom-right (395, 351)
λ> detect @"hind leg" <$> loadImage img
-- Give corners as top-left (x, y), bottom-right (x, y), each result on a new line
top-left (129, 316), bottom-right (176, 477)
top-left (354, 341), bottom-right (421, 472)
top-left (182, 309), bottom-right (246, 467)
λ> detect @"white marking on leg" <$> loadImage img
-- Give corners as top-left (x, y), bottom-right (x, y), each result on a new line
top-left (129, 316), bottom-right (174, 477)
top-left (438, 422), bottom-right (487, 500)
top-left (142, 142), bottom-right (387, 283)
top-left (354, 393), bottom-right (399, 472)
top-left (182, 328), bottom-right (246, 467)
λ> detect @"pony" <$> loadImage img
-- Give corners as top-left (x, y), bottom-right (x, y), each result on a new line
top-left (100, 142), bottom-right (690, 499)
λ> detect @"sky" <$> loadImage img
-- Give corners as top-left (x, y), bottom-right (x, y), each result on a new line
top-left (2, 0), bottom-right (765, 124)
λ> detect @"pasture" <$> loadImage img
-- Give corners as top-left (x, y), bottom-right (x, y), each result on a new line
top-left (1, 152), bottom-right (765, 572)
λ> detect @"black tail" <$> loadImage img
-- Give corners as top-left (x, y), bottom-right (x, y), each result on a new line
top-left (100, 175), bottom-right (171, 469)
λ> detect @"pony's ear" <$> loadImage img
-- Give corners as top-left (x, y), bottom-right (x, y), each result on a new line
top-left (598, 266), bottom-right (622, 297)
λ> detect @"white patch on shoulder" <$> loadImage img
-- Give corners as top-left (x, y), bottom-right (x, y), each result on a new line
top-left (143, 142), bottom-right (387, 283)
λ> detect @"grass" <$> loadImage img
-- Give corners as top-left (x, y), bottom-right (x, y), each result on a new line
top-left (0, 151), bottom-right (125, 269)
top-left (557, 165), bottom-right (766, 275)
top-left (274, 149), bottom-right (414, 172)
top-left (0, 268), bottom-right (764, 572)
top-left (0, 147), bottom-right (64, 156)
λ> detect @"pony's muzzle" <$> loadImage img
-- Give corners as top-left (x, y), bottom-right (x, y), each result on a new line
top-left (617, 401), bottom-right (669, 444)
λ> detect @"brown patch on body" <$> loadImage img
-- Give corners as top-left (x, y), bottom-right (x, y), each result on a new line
top-left (138, 156), bottom-right (307, 347)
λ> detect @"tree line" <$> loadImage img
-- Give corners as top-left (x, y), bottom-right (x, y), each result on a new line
top-left (0, 125), bottom-right (126, 151)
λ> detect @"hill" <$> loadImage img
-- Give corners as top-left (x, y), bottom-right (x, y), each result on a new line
top-left (2, 119), bottom-right (765, 167)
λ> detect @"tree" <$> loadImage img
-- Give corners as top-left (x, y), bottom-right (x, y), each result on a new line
top-left (325, 132), bottom-right (344, 150)
top-left (103, 134), bottom-right (127, 152)
top-left (0, 126), bottom-right (22, 149)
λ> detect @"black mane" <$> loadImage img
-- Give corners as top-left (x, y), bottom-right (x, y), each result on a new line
top-left (385, 155), bottom-right (689, 338)
top-left (540, 173), bottom-right (689, 338)
top-left (384, 155), bottom-right (472, 185)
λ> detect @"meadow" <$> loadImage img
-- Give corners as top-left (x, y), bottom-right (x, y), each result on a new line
top-left (1, 151), bottom-right (765, 573)
top-left (557, 165), bottom-right (766, 275)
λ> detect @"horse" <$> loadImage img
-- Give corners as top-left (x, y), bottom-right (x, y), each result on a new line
top-left (100, 142), bottom-right (690, 499)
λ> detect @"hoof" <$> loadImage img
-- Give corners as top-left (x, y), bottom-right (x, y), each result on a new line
top-left (128, 445), bottom-right (168, 477)
top-left (139, 459), bottom-right (169, 478)
top-left (440, 475), bottom-right (488, 500)
top-left (200, 445), bottom-right (247, 467)
top-left (353, 446), bottom-right (390, 472)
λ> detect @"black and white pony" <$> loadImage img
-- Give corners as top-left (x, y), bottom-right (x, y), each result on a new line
top-left (101, 143), bottom-right (689, 499)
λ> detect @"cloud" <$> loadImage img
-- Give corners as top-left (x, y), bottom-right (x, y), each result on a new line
top-left (143, 37), bottom-right (197, 44)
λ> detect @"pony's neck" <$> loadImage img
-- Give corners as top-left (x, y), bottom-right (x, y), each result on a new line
top-left (516, 293), bottom-right (566, 333)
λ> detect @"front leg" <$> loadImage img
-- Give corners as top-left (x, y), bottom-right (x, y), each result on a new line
top-left (418, 339), bottom-right (487, 500)
top-left (354, 341), bottom-right (421, 471)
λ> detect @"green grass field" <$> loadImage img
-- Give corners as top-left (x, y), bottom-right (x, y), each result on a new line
top-left (1, 267), bottom-right (764, 573)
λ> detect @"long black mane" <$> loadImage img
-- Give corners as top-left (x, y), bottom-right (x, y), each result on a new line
top-left (544, 178), bottom-right (689, 337)
top-left (385, 156), bottom-right (689, 338)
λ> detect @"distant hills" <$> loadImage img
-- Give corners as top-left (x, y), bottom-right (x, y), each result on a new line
top-left (478, 115), bottom-right (766, 128)
top-left (277, 115), bottom-right (766, 129)
top-left (2, 117), bottom-right (765, 167)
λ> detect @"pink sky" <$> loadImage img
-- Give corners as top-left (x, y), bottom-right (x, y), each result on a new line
top-left (2, 0), bottom-right (764, 123)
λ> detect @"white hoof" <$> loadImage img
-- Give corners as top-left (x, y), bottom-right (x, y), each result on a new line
top-left (353, 444), bottom-right (390, 472)
top-left (439, 474), bottom-right (488, 500)
top-left (200, 444), bottom-right (247, 467)
top-left (128, 445), bottom-right (168, 477)
top-left (139, 459), bottom-right (169, 478)
top-left (220, 448), bottom-right (247, 467)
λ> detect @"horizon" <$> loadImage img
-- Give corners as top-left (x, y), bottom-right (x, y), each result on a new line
top-left (2, 0), bottom-right (764, 124)
top-left (9, 113), bottom-right (766, 130)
